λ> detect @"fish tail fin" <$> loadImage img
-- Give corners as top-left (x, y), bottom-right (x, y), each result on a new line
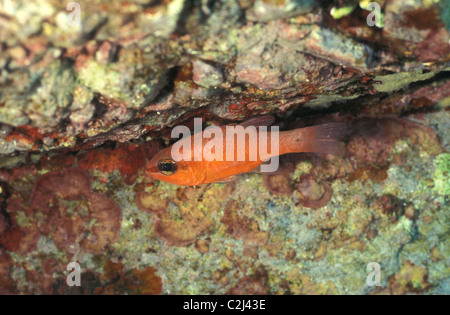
top-left (282, 122), bottom-right (347, 155)
top-left (297, 139), bottom-right (346, 155)
top-left (309, 122), bottom-right (348, 141)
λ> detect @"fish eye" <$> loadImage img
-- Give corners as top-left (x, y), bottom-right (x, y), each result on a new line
top-left (157, 159), bottom-right (177, 175)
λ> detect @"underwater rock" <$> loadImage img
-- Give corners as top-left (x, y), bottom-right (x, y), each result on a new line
top-left (221, 201), bottom-right (269, 246)
top-left (79, 141), bottom-right (159, 185)
top-left (81, 191), bottom-right (122, 254)
top-left (433, 153), bottom-right (450, 196)
top-left (226, 268), bottom-right (270, 295)
top-left (0, 0), bottom-right (449, 156)
top-left (264, 172), bottom-right (294, 196)
top-left (372, 194), bottom-right (404, 222)
top-left (296, 174), bottom-right (332, 209)
top-left (263, 159), bottom-right (295, 196)
top-left (0, 248), bottom-right (16, 294)
top-left (246, 0), bottom-right (316, 22)
top-left (152, 186), bottom-right (215, 246)
top-left (154, 209), bottom-right (213, 247)
top-left (346, 117), bottom-right (443, 182)
top-left (6, 167), bottom-right (124, 255)
top-left (388, 261), bottom-right (431, 295)
top-left (135, 189), bottom-right (169, 214)
top-left (192, 59), bottom-right (224, 88)
top-left (98, 261), bottom-right (162, 295)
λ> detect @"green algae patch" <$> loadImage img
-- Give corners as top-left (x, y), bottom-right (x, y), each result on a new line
top-left (330, 6), bottom-right (355, 19)
top-left (78, 60), bottom-right (123, 99)
top-left (290, 160), bottom-right (313, 181)
top-left (436, 0), bottom-right (450, 30)
top-left (304, 93), bottom-right (359, 108)
top-left (437, 96), bottom-right (450, 109)
top-left (374, 71), bottom-right (436, 93)
top-left (433, 153), bottom-right (450, 196)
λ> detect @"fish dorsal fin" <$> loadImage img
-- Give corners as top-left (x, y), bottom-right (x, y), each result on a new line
top-left (239, 115), bottom-right (275, 128)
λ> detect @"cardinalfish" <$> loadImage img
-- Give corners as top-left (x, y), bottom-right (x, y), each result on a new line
top-left (145, 115), bottom-right (346, 186)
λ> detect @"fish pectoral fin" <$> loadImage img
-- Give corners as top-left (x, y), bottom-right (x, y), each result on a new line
top-left (212, 175), bottom-right (241, 183)
top-left (251, 165), bottom-right (271, 174)
top-left (250, 159), bottom-right (284, 175)
top-left (239, 115), bottom-right (275, 128)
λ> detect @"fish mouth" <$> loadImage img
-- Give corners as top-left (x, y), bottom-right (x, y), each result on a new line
top-left (145, 165), bottom-right (159, 176)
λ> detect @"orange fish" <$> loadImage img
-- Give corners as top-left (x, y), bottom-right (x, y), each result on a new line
top-left (145, 116), bottom-right (346, 186)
